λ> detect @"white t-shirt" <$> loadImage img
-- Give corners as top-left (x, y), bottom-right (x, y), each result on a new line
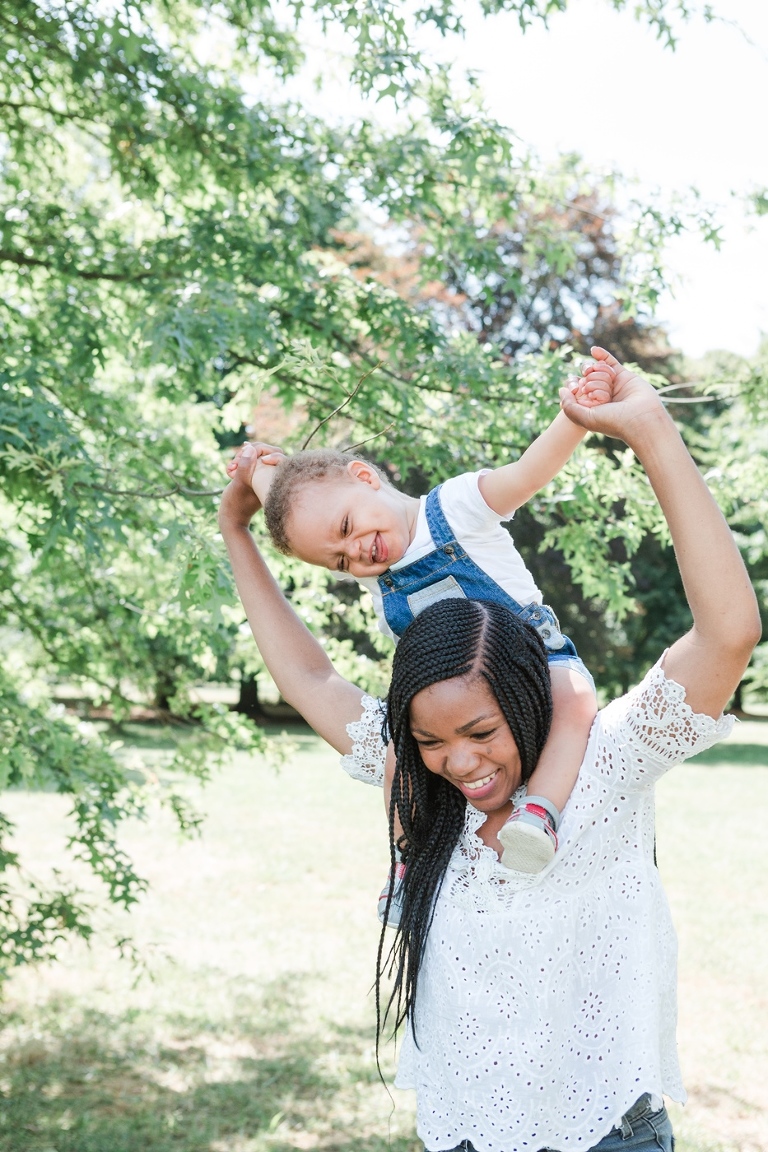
top-left (356, 471), bottom-right (542, 641)
top-left (340, 657), bottom-right (734, 1152)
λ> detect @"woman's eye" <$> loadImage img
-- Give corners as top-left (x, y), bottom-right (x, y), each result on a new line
top-left (472, 730), bottom-right (495, 742)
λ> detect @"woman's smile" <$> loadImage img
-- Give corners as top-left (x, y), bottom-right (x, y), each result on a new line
top-left (459, 768), bottom-right (499, 799)
top-left (409, 674), bottom-right (522, 812)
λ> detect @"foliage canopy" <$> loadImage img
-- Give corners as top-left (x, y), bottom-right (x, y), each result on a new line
top-left (0, 0), bottom-right (763, 973)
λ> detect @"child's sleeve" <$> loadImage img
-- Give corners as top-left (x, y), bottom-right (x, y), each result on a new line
top-left (339, 694), bottom-right (387, 787)
top-left (440, 471), bottom-right (507, 536)
top-left (594, 653), bottom-right (735, 790)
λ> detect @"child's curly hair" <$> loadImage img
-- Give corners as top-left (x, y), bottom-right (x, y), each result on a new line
top-left (263, 448), bottom-right (389, 555)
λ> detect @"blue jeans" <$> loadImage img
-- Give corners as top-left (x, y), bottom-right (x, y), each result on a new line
top-left (434, 1094), bottom-right (674, 1152)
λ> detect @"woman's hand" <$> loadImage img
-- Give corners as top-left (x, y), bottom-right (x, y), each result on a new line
top-left (223, 441), bottom-right (285, 517)
top-left (560, 347), bottom-right (666, 444)
top-left (218, 444), bottom-right (266, 531)
top-left (225, 440), bottom-right (285, 480)
top-left (561, 351), bottom-right (759, 717)
top-left (217, 442), bottom-right (371, 754)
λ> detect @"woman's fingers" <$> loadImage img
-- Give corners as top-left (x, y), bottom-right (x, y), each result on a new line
top-left (226, 441), bottom-right (285, 476)
top-left (589, 345), bottom-right (621, 368)
top-left (559, 387), bottom-right (601, 429)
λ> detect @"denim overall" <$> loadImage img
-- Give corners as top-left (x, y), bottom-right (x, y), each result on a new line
top-left (377, 485), bottom-right (591, 686)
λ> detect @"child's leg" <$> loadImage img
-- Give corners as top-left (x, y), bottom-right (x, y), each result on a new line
top-left (378, 757), bottom-right (406, 927)
top-left (526, 666), bottom-right (597, 811)
top-left (498, 666), bottom-right (596, 872)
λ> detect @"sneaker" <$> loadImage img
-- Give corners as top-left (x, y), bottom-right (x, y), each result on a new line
top-left (498, 797), bottom-right (559, 873)
top-left (377, 861), bottom-right (406, 928)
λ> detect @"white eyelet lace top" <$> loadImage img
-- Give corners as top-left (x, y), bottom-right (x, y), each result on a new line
top-left (340, 656), bottom-right (733, 1152)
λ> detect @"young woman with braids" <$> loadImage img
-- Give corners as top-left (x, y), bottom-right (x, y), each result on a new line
top-left (217, 350), bottom-right (759, 1152)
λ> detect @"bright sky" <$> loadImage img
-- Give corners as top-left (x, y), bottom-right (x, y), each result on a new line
top-left (257, 1), bottom-right (768, 359)
top-left (450, 0), bottom-right (768, 358)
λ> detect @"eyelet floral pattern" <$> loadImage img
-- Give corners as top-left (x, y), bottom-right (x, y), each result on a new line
top-left (341, 657), bottom-right (733, 1152)
top-left (340, 694), bottom-right (387, 786)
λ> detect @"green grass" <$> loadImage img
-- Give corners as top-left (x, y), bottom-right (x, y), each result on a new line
top-left (1, 718), bottom-right (766, 1152)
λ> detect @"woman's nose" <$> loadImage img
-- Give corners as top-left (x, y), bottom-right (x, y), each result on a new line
top-left (446, 744), bottom-right (481, 778)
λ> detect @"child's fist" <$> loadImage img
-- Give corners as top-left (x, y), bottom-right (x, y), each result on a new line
top-left (566, 359), bottom-right (616, 408)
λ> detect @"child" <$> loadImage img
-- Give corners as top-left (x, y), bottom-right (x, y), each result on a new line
top-left (228, 350), bottom-right (615, 919)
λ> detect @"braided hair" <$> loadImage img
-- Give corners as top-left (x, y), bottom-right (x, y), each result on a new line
top-left (376, 598), bottom-right (553, 1048)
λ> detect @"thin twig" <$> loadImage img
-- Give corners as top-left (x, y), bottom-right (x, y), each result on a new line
top-left (656, 381), bottom-right (740, 395)
top-left (342, 420), bottom-right (397, 454)
top-left (301, 361), bottom-right (383, 450)
top-left (660, 396), bottom-right (730, 405)
top-left (74, 481), bottom-right (223, 498)
top-left (656, 381), bottom-right (737, 405)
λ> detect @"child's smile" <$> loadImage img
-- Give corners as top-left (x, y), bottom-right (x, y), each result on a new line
top-left (286, 465), bottom-right (419, 578)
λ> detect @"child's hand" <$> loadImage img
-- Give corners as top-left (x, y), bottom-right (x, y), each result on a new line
top-left (560, 346), bottom-right (665, 440)
top-left (566, 361), bottom-right (616, 408)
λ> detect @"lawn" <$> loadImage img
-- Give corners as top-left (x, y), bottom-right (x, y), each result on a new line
top-left (1, 717), bottom-right (766, 1152)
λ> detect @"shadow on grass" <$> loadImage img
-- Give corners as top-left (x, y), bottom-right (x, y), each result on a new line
top-left (689, 743), bottom-right (768, 767)
top-left (0, 977), bottom-right (419, 1152)
top-left (114, 719), bottom-right (319, 758)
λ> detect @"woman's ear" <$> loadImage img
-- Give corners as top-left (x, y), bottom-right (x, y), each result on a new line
top-left (347, 460), bottom-right (381, 488)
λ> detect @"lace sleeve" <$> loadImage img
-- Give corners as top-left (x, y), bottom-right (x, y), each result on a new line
top-left (339, 694), bottom-right (387, 787)
top-left (596, 652), bottom-right (735, 789)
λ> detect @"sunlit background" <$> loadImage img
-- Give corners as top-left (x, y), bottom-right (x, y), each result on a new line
top-left (253, 0), bottom-right (768, 357)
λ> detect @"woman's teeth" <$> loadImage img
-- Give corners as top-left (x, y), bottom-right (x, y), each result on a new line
top-left (463, 771), bottom-right (497, 790)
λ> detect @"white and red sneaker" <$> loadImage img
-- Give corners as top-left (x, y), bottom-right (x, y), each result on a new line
top-left (498, 795), bottom-right (560, 873)
top-left (377, 860), bottom-right (406, 928)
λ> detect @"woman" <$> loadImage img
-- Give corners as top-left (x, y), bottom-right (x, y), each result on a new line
top-left (218, 352), bottom-right (759, 1152)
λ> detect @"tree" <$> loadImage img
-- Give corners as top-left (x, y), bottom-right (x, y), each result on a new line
top-left (0, 0), bottom-right (750, 973)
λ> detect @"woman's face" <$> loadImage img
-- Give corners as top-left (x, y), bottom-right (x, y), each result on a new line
top-left (409, 674), bottom-right (522, 812)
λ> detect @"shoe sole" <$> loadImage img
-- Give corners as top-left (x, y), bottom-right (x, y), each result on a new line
top-left (498, 822), bottom-right (555, 873)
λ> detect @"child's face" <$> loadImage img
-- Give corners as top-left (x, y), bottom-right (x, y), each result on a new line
top-left (286, 463), bottom-right (414, 577)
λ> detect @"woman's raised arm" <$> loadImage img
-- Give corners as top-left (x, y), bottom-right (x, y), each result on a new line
top-left (561, 348), bottom-right (761, 718)
top-left (218, 447), bottom-right (370, 753)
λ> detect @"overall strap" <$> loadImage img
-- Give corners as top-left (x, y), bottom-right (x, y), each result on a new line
top-left (424, 485), bottom-right (456, 548)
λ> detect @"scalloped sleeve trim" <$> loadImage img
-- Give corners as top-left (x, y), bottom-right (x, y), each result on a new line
top-left (339, 694), bottom-right (387, 788)
top-left (602, 650), bottom-right (735, 775)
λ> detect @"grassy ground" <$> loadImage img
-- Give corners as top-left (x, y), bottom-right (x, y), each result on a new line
top-left (1, 718), bottom-right (767, 1152)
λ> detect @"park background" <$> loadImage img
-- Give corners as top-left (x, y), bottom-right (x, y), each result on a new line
top-left (0, 2), bottom-right (766, 1150)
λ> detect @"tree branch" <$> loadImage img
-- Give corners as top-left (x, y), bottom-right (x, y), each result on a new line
top-left (74, 480), bottom-right (223, 499)
top-left (0, 248), bottom-right (153, 283)
top-left (301, 360), bottom-right (383, 449)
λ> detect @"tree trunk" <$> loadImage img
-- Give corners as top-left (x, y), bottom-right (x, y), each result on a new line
top-left (235, 673), bottom-right (267, 721)
top-left (731, 679), bottom-right (745, 715)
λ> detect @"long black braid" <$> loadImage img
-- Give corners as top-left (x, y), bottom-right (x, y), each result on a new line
top-left (375, 598), bottom-right (553, 1051)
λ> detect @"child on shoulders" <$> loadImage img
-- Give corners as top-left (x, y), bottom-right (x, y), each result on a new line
top-left (227, 349), bottom-right (617, 922)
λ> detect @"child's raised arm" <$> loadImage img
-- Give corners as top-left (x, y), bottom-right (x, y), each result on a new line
top-left (478, 364), bottom-right (613, 517)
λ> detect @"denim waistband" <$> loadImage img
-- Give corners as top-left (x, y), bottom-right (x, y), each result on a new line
top-left (615, 1093), bottom-right (654, 1137)
top-left (438, 1094), bottom-right (658, 1152)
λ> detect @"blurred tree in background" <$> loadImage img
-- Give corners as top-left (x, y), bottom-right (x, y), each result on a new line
top-left (0, 0), bottom-right (764, 974)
